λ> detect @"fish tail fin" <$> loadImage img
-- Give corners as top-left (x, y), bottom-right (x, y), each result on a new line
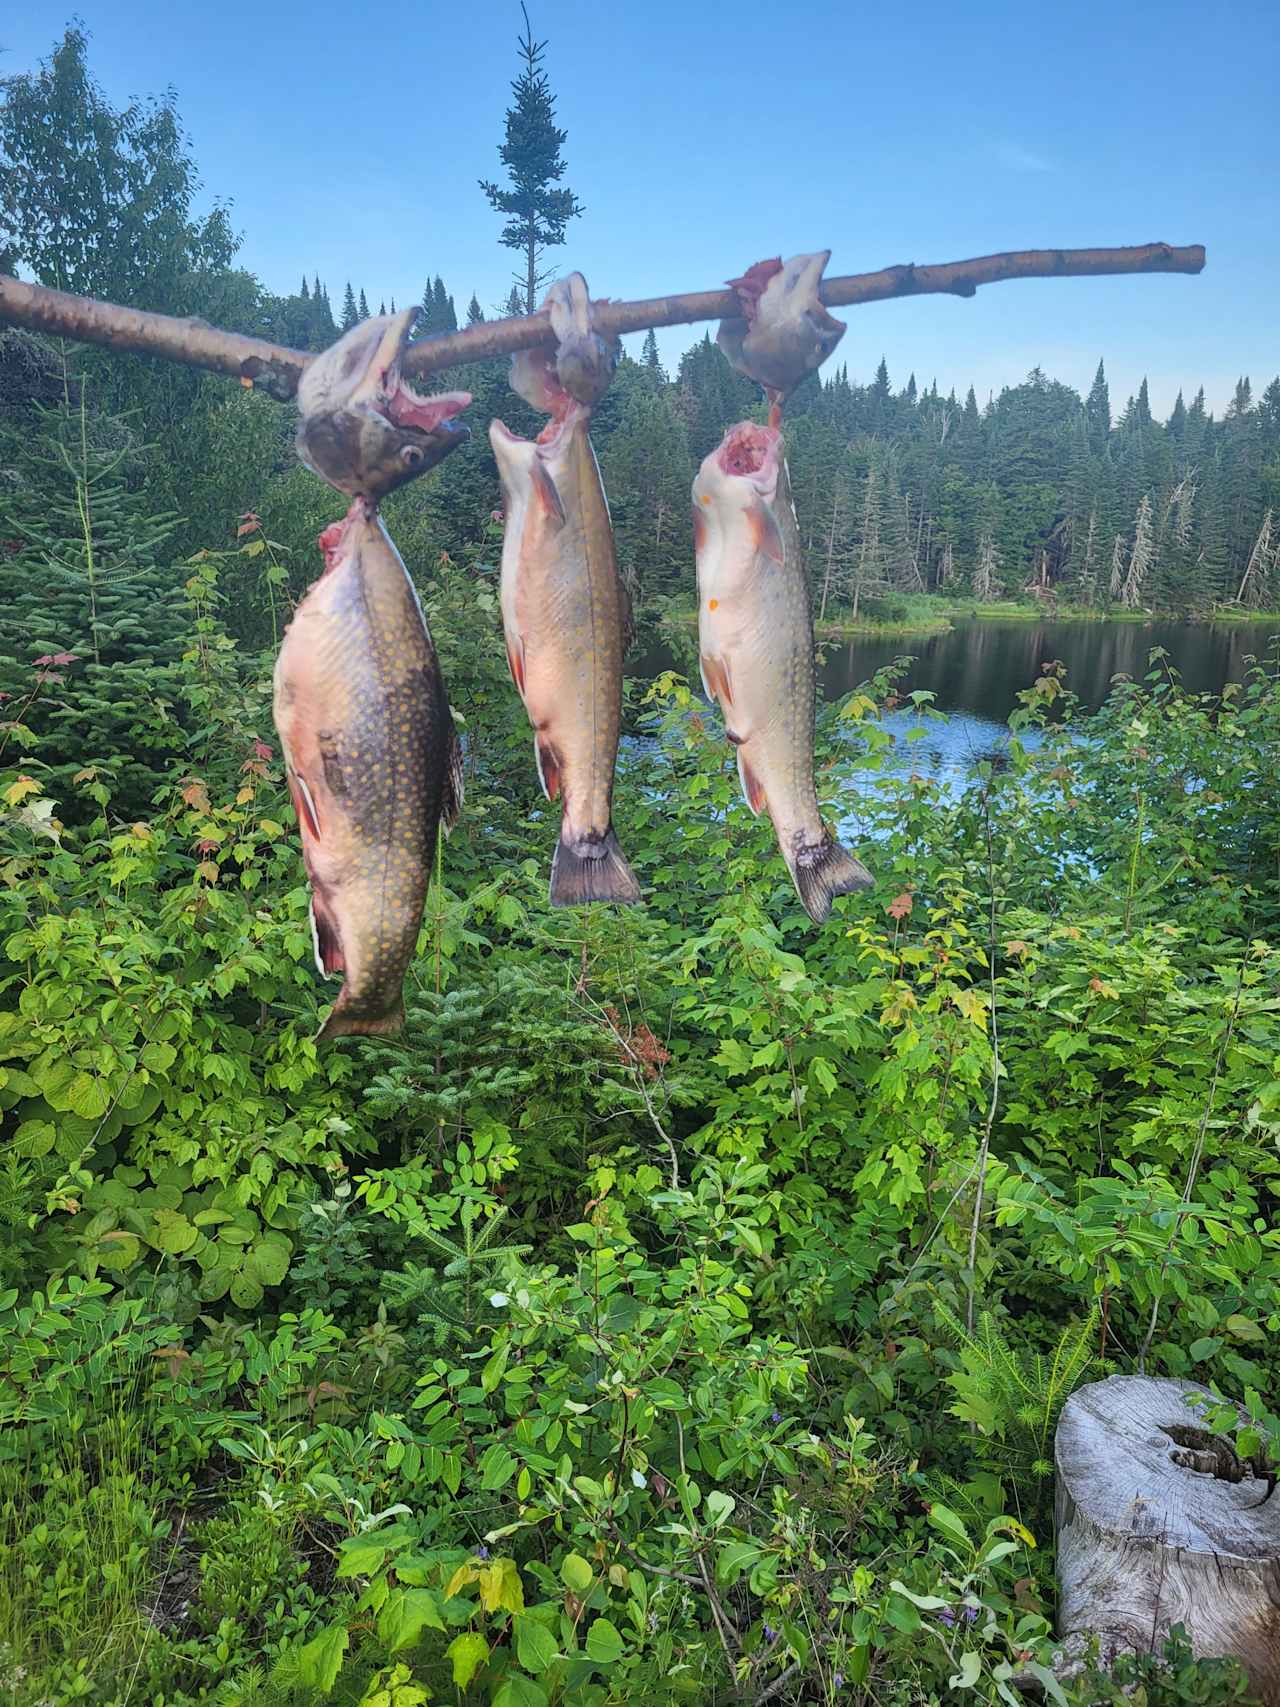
top-left (316, 996), bottom-right (406, 1044)
top-left (550, 826), bottom-right (642, 907)
top-left (786, 834), bottom-right (874, 926)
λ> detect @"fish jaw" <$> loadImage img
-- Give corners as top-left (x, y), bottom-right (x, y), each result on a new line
top-left (296, 308), bottom-right (471, 499)
top-left (509, 274), bottom-right (619, 417)
top-left (717, 251), bottom-right (846, 403)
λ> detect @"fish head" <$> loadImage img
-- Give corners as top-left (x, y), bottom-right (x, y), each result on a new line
top-left (717, 251), bottom-right (845, 402)
top-left (508, 274), bottom-right (619, 417)
top-left (704, 422), bottom-right (783, 503)
top-left (296, 308), bottom-right (471, 499)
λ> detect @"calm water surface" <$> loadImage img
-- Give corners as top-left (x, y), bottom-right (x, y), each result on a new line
top-left (635, 617), bottom-right (1280, 788)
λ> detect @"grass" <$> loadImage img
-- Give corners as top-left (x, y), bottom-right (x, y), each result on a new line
top-left (0, 1364), bottom-right (168, 1706)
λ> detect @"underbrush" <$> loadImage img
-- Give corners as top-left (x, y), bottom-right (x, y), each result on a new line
top-left (1, 555), bottom-right (1277, 1704)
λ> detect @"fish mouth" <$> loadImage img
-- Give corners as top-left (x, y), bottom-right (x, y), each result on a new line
top-left (717, 422), bottom-right (781, 485)
top-left (382, 369), bottom-right (472, 469)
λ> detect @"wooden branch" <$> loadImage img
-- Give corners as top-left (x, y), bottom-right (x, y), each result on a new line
top-left (0, 243), bottom-right (1205, 401)
top-left (0, 273), bottom-right (308, 399)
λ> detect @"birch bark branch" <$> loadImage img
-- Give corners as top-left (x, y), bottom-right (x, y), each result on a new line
top-left (0, 242), bottom-right (1205, 402)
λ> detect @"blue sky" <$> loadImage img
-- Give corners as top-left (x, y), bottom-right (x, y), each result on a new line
top-left (7, 1), bottom-right (1278, 414)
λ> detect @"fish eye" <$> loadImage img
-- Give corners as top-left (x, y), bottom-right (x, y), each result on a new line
top-left (401, 444), bottom-right (425, 468)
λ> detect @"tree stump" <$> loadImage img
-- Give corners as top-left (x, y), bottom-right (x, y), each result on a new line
top-left (1055, 1374), bottom-right (1280, 1701)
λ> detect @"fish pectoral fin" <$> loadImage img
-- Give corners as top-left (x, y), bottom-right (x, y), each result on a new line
top-left (700, 653), bottom-right (733, 708)
top-left (534, 734), bottom-right (562, 801)
top-left (737, 749), bottom-right (767, 816)
top-left (691, 503), bottom-right (708, 553)
top-left (289, 769), bottom-right (322, 840)
top-left (747, 499), bottom-right (786, 565)
top-left (530, 460), bottom-right (566, 529)
top-left (309, 893), bottom-right (344, 977)
top-left (506, 633), bottom-right (527, 698)
top-left (442, 714), bottom-right (464, 836)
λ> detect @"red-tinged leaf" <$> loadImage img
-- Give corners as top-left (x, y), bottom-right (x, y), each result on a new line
top-left (50, 652), bottom-right (78, 666)
top-left (181, 780), bottom-right (210, 811)
top-left (887, 891), bottom-right (914, 920)
top-left (252, 738), bottom-right (273, 761)
top-left (237, 511), bottom-right (261, 537)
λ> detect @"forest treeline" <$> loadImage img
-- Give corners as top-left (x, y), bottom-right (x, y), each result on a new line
top-left (2, 27), bottom-right (1278, 649)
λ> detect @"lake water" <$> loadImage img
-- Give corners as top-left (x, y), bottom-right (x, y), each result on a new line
top-left (636, 616), bottom-right (1280, 789)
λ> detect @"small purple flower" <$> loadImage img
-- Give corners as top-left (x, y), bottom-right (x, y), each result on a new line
top-left (936, 1609), bottom-right (956, 1628)
top-left (770, 1409), bottom-right (782, 1424)
top-left (833, 1674), bottom-right (845, 1690)
top-left (763, 1623), bottom-right (778, 1645)
top-left (476, 1545), bottom-right (490, 1560)
top-left (962, 1605), bottom-right (979, 1624)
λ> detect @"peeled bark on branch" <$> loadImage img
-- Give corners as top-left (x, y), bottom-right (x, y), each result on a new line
top-left (0, 243), bottom-right (1205, 401)
top-left (1054, 1375), bottom-right (1280, 1702)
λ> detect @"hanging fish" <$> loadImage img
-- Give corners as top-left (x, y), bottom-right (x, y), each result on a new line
top-left (490, 275), bottom-right (641, 906)
top-left (274, 311), bottom-right (468, 1038)
top-left (693, 420), bottom-right (873, 923)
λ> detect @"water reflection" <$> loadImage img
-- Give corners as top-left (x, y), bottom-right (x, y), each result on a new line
top-left (631, 616), bottom-right (1278, 795)
top-left (817, 618), bottom-right (1280, 720)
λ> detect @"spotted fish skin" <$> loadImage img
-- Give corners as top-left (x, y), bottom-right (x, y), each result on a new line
top-left (273, 498), bottom-right (461, 1039)
top-left (693, 422), bottom-right (872, 924)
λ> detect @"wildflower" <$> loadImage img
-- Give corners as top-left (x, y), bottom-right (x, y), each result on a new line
top-left (833, 1675), bottom-right (844, 1690)
top-left (476, 1545), bottom-right (490, 1560)
top-left (763, 1624), bottom-right (778, 1645)
top-left (937, 1609), bottom-right (956, 1627)
top-left (770, 1408), bottom-right (782, 1424)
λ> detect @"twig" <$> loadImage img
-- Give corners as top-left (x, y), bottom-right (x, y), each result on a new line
top-left (753, 1662), bottom-right (802, 1706)
top-left (0, 243), bottom-right (1205, 400)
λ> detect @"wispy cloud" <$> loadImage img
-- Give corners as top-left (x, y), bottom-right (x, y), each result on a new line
top-left (991, 140), bottom-right (1055, 174)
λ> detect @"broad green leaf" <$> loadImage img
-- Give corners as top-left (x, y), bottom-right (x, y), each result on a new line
top-left (926, 1503), bottom-right (970, 1548)
top-left (479, 1556), bottom-right (524, 1615)
top-left (949, 1650), bottom-right (982, 1689)
top-left (447, 1632), bottom-right (489, 1690)
top-left (297, 1620), bottom-right (349, 1692)
top-left (513, 1614), bottom-right (558, 1673)
top-left (492, 1675), bottom-right (548, 1707)
top-left (585, 1617), bottom-right (624, 1664)
top-left (560, 1552), bottom-right (593, 1592)
top-left (377, 1586), bottom-right (445, 1651)
top-left (704, 1489), bottom-right (735, 1529)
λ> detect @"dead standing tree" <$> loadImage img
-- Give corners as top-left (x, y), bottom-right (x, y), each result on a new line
top-left (0, 242), bottom-right (1205, 402)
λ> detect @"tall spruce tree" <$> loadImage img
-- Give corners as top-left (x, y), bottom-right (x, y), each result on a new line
top-left (341, 282), bottom-right (358, 330)
top-left (466, 293), bottom-right (485, 325)
top-left (479, 6), bottom-right (583, 311)
top-left (1085, 360), bottom-right (1111, 452)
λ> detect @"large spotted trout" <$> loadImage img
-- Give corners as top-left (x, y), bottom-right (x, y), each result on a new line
top-left (693, 421), bottom-right (873, 923)
top-left (274, 310), bottom-right (469, 1039)
top-left (489, 274), bottom-right (641, 906)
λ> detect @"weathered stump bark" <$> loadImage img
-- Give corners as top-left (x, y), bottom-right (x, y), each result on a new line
top-left (1055, 1375), bottom-right (1280, 1701)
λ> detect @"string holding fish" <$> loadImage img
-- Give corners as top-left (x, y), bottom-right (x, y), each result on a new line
top-left (274, 309), bottom-right (470, 1040)
top-left (716, 251), bottom-right (847, 428)
top-left (490, 274), bottom-right (641, 908)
